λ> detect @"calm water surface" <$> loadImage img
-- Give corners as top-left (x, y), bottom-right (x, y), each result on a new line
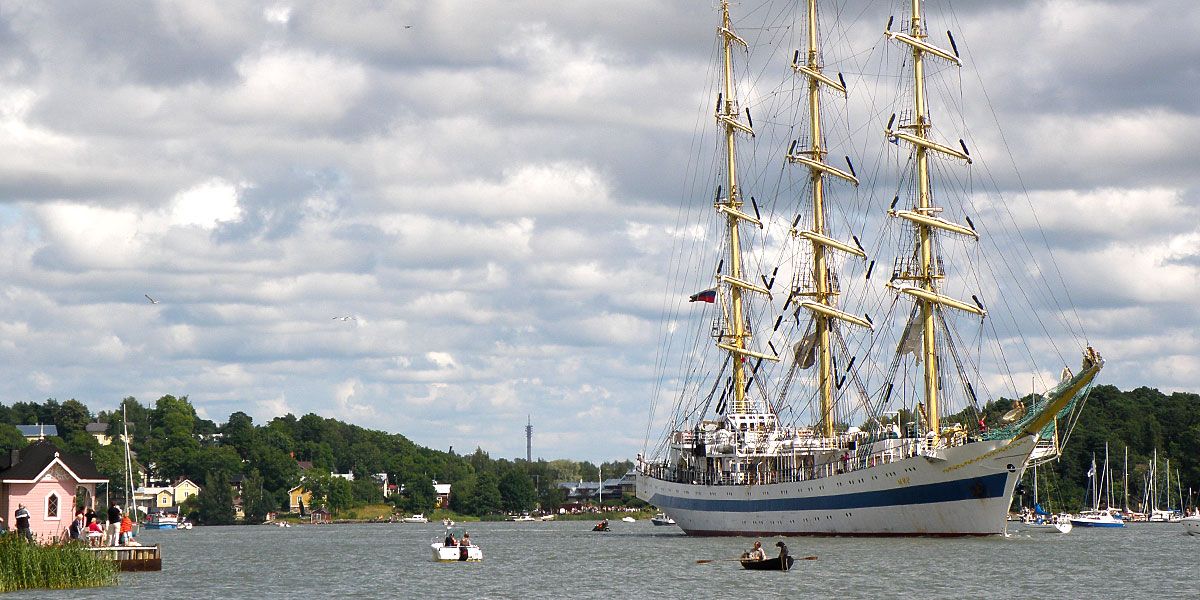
top-left (8, 520), bottom-right (1195, 599)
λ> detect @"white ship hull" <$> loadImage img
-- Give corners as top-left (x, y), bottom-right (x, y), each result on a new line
top-left (637, 436), bottom-right (1034, 536)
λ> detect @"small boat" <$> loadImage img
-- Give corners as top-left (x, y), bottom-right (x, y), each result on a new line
top-left (432, 528), bottom-right (481, 562)
top-left (1023, 513), bottom-right (1073, 534)
top-left (511, 513), bottom-right (536, 522)
top-left (650, 512), bottom-right (676, 526)
top-left (143, 512), bottom-right (179, 530)
top-left (621, 516), bottom-right (636, 523)
top-left (1182, 514), bottom-right (1200, 536)
top-left (1071, 509), bottom-right (1124, 528)
top-left (740, 556), bottom-right (795, 571)
top-left (177, 520), bottom-right (193, 530)
top-left (403, 514), bottom-right (429, 524)
top-left (539, 514), bottom-right (556, 521)
top-left (592, 520), bottom-right (610, 532)
top-left (442, 518), bottom-right (454, 527)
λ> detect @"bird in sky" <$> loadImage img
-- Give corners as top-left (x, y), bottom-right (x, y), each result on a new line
top-left (332, 315), bottom-right (356, 321)
top-left (404, 25), bottom-right (413, 28)
top-left (145, 294), bottom-right (159, 304)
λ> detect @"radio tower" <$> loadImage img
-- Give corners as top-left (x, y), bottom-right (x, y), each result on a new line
top-left (525, 415), bottom-right (532, 463)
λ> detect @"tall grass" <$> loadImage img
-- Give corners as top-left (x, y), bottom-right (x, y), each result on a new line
top-left (0, 534), bottom-right (118, 592)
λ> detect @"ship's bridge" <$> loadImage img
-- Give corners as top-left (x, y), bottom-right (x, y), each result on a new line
top-left (725, 412), bottom-right (778, 433)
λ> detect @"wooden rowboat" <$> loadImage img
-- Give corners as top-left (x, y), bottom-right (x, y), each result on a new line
top-left (739, 556), bottom-right (794, 571)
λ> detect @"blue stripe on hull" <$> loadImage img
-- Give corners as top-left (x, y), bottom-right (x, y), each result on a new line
top-left (648, 472), bottom-right (1009, 513)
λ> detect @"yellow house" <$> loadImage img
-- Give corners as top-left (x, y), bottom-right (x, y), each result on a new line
top-left (155, 489), bottom-right (173, 509)
top-left (288, 485), bottom-right (312, 512)
top-left (173, 479), bottom-right (201, 505)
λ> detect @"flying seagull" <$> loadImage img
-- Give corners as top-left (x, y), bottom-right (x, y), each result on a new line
top-left (145, 294), bottom-right (159, 304)
top-left (332, 315), bottom-right (356, 321)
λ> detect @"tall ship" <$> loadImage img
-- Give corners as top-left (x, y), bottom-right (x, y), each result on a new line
top-left (636, 0), bottom-right (1104, 536)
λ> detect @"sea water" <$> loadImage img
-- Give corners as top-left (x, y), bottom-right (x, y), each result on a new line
top-left (8, 520), bottom-right (1194, 599)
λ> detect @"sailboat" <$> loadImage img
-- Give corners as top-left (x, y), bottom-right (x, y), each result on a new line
top-left (1020, 464), bottom-right (1071, 533)
top-left (1071, 446), bottom-right (1124, 528)
top-left (635, 0), bottom-right (1103, 536)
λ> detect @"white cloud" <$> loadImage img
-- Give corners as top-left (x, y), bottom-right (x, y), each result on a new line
top-left (0, 1), bottom-right (1194, 463)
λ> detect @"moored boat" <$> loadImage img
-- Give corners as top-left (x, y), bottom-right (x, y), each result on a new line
top-left (403, 514), bottom-right (429, 524)
top-left (143, 512), bottom-right (178, 530)
top-left (1071, 510), bottom-right (1124, 528)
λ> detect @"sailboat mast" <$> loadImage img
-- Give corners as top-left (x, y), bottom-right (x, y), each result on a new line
top-left (719, 0), bottom-right (749, 414)
top-left (909, 0), bottom-right (940, 437)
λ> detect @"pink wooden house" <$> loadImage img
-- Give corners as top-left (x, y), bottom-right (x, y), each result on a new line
top-left (1, 441), bottom-right (107, 542)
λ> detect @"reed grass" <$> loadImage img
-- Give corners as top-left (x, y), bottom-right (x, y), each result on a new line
top-left (0, 534), bottom-right (118, 592)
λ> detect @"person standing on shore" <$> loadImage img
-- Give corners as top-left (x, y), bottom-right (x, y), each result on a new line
top-left (14, 504), bottom-right (32, 541)
top-left (105, 501), bottom-right (122, 547)
top-left (119, 513), bottom-right (133, 545)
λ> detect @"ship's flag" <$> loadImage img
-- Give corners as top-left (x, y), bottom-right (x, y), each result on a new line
top-left (689, 288), bottom-right (717, 303)
top-left (1087, 458), bottom-right (1096, 478)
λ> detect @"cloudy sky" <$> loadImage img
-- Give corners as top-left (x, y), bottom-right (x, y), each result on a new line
top-left (0, 0), bottom-right (1195, 462)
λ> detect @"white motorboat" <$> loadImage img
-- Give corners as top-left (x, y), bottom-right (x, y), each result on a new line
top-left (621, 516), bottom-right (636, 523)
top-left (510, 513), bottom-right (536, 522)
top-left (403, 514), bottom-right (429, 524)
top-left (650, 512), bottom-right (676, 526)
top-left (432, 528), bottom-right (481, 562)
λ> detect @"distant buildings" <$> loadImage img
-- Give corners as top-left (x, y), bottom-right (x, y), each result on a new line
top-left (15, 424), bottom-right (58, 442)
top-left (133, 478), bottom-right (201, 515)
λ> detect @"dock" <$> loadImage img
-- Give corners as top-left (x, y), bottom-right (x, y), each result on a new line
top-left (85, 544), bottom-right (162, 571)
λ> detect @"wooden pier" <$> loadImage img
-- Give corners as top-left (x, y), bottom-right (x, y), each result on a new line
top-left (85, 544), bottom-right (162, 571)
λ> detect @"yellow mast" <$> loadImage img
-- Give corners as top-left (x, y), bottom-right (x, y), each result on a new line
top-left (885, 0), bottom-right (978, 438)
top-left (788, 0), bottom-right (866, 437)
top-left (806, 0), bottom-right (834, 438)
top-left (719, 1), bottom-right (749, 414)
top-left (910, 0), bottom-right (939, 437)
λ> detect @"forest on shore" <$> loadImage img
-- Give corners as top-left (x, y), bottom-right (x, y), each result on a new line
top-left (0, 396), bottom-right (635, 525)
top-left (977, 385), bottom-right (1199, 511)
top-left (0, 384), bottom-right (1196, 522)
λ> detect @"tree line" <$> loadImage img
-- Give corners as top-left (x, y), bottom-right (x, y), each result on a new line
top-left (972, 385), bottom-right (1200, 511)
top-left (0, 396), bottom-right (636, 524)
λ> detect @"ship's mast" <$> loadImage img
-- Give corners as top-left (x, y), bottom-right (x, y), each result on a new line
top-left (721, 1), bottom-right (748, 414)
top-left (885, 0), bottom-right (982, 439)
top-left (807, 0), bottom-right (835, 438)
top-left (910, 0), bottom-right (939, 436)
top-left (714, 1), bottom-right (777, 414)
top-left (788, 0), bottom-right (868, 437)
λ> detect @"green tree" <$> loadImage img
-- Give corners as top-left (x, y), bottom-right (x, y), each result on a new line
top-left (222, 412), bottom-right (256, 459)
top-left (471, 471), bottom-right (503, 515)
top-left (402, 475), bottom-right (436, 513)
top-left (54, 399), bottom-right (92, 438)
top-left (197, 472), bottom-right (236, 525)
top-left (240, 470), bottom-right (274, 524)
top-left (352, 477), bottom-right (384, 505)
top-left (92, 443), bottom-right (141, 505)
top-left (328, 477), bottom-right (353, 514)
top-left (498, 469), bottom-right (536, 512)
top-left (0, 424), bottom-right (27, 453)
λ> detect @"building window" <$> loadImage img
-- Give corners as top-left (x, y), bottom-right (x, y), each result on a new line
top-left (46, 492), bottom-right (60, 520)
